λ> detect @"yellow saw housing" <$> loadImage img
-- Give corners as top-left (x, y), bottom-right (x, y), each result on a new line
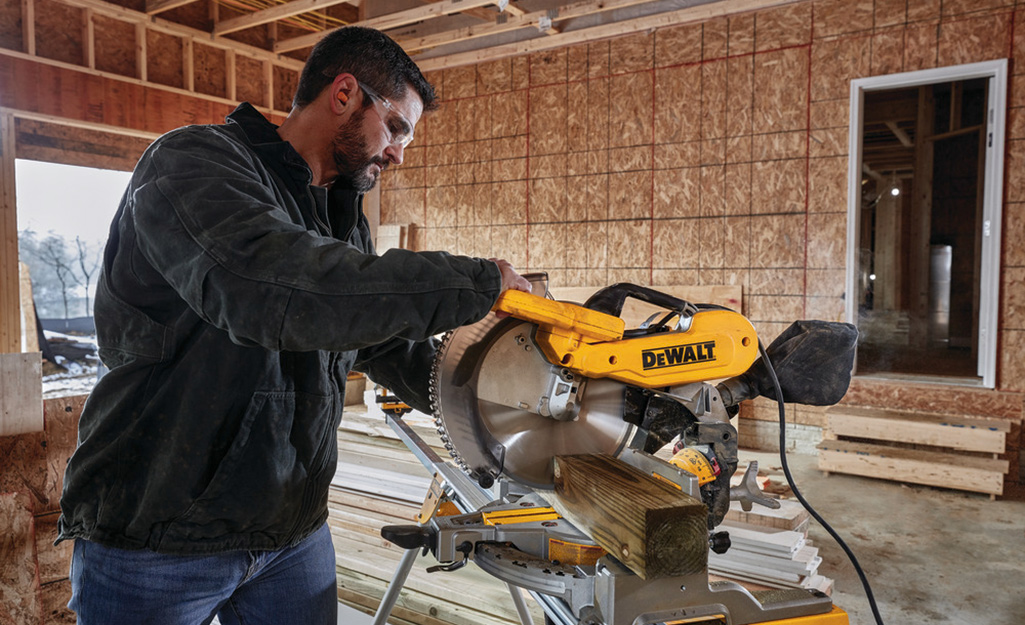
top-left (493, 289), bottom-right (759, 388)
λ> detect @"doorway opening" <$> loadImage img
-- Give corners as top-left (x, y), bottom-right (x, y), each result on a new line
top-left (845, 61), bottom-right (1006, 387)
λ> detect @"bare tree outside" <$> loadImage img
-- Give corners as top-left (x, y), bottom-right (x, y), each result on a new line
top-left (74, 235), bottom-right (102, 317)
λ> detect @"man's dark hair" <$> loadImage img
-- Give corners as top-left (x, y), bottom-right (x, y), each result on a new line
top-left (292, 26), bottom-right (438, 112)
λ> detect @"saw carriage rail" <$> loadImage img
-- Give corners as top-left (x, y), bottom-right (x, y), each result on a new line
top-left (377, 277), bottom-right (859, 625)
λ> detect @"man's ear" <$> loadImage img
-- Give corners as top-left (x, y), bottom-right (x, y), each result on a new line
top-left (331, 74), bottom-right (359, 115)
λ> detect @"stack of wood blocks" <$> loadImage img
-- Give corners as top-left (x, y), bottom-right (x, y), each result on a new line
top-left (329, 405), bottom-right (546, 625)
top-left (817, 405), bottom-right (1010, 498)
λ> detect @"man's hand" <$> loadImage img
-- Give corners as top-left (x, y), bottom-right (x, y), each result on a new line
top-left (490, 258), bottom-right (532, 294)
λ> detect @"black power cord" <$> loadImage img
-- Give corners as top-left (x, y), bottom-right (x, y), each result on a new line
top-left (759, 342), bottom-right (886, 625)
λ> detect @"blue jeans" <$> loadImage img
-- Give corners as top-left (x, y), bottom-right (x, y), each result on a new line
top-left (69, 522), bottom-right (337, 625)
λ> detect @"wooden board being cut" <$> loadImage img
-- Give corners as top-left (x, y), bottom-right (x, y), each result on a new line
top-left (817, 440), bottom-right (1008, 496)
top-left (551, 453), bottom-right (708, 580)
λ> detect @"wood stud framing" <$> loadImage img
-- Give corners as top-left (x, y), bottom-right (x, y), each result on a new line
top-left (1, 0), bottom-right (306, 119)
top-left (0, 113), bottom-right (17, 354)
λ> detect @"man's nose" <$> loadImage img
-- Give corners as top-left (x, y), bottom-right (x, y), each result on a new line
top-left (384, 143), bottom-right (404, 166)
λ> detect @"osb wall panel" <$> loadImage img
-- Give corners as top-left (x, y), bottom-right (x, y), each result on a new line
top-left (147, 29), bottom-right (184, 89)
top-left (93, 14), bottom-right (136, 78)
top-left (34, 0), bottom-right (84, 66)
top-left (382, 0), bottom-right (1025, 456)
top-left (15, 118), bottom-right (152, 172)
top-left (0, 492), bottom-right (40, 625)
top-left (0, 0), bottom-right (22, 51)
top-left (0, 396), bottom-right (85, 625)
top-left (236, 55), bottom-right (267, 108)
top-left (275, 66), bottom-right (301, 112)
top-left (193, 42), bottom-right (227, 99)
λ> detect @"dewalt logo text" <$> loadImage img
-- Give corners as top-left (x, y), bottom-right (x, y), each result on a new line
top-left (641, 341), bottom-right (716, 370)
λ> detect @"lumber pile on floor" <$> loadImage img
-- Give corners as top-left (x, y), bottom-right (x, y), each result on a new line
top-left (817, 406), bottom-right (1010, 497)
top-left (329, 404), bottom-right (546, 625)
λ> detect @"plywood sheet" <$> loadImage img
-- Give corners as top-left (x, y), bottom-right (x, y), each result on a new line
top-left (0, 352), bottom-right (42, 436)
top-left (0, 0), bottom-right (23, 51)
top-left (35, 0), bottom-right (84, 66)
top-left (39, 579), bottom-right (75, 624)
top-left (147, 30), bottom-right (184, 89)
top-left (94, 14), bottom-right (136, 78)
top-left (34, 512), bottom-right (70, 585)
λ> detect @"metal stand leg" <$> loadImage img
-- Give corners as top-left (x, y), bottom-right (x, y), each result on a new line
top-left (372, 547), bottom-right (419, 625)
top-left (507, 583), bottom-right (535, 625)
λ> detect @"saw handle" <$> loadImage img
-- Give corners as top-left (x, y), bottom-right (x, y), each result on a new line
top-left (584, 283), bottom-right (696, 319)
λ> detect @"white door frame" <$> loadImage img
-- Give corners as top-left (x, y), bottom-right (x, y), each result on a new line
top-left (844, 59), bottom-right (1008, 388)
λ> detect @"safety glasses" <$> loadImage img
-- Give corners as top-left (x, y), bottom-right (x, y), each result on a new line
top-left (358, 81), bottom-right (415, 148)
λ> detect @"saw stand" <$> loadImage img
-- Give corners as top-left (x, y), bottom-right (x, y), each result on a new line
top-left (373, 413), bottom-right (567, 625)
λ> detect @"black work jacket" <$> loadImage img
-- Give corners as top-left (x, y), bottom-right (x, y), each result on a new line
top-left (57, 103), bottom-right (501, 554)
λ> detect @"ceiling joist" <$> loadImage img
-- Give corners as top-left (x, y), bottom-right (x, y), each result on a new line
top-left (275, 0), bottom-right (505, 53)
top-left (214, 0), bottom-right (359, 36)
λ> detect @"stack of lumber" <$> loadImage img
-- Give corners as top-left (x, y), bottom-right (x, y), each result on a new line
top-left (709, 499), bottom-right (833, 595)
top-left (329, 404), bottom-right (546, 625)
top-left (817, 406), bottom-right (1010, 498)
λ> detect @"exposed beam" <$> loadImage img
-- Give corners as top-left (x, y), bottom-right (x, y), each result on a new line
top-left (0, 107), bottom-right (162, 140)
top-left (146, 0), bottom-right (200, 14)
top-left (214, 0), bottom-right (359, 37)
top-left (414, 0), bottom-right (803, 72)
top-left (503, 1), bottom-right (525, 17)
top-left (0, 48), bottom-right (291, 118)
top-left (862, 162), bottom-right (883, 182)
top-left (884, 120), bottom-right (913, 147)
top-left (57, 0), bottom-right (306, 70)
top-left (396, 0), bottom-right (652, 53)
top-left (276, 0), bottom-right (500, 54)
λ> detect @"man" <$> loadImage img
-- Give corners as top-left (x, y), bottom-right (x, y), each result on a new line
top-left (58, 26), bottom-right (530, 624)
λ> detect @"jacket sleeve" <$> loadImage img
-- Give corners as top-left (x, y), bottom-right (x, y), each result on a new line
top-left (353, 337), bottom-right (439, 414)
top-left (129, 126), bottom-right (502, 352)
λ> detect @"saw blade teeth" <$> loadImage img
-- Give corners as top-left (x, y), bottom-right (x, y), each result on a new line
top-left (431, 328), bottom-right (467, 471)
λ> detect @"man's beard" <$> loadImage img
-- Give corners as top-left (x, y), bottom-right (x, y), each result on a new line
top-left (332, 107), bottom-right (387, 192)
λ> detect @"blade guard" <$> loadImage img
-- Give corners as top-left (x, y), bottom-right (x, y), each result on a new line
top-left (493, 289), bottom-right (759, 388)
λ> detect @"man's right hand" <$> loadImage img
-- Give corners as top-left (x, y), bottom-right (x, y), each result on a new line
top-left (490, 258), bottom-right (532, 294)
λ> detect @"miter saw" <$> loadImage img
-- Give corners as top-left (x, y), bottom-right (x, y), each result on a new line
top-left (378, 275), bottom-right (859, 625)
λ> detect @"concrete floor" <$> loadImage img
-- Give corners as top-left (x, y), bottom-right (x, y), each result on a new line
top-left (742, 449), bottom-right (1025, 625)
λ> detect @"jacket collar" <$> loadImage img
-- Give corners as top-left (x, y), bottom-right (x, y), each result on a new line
top-left (225, 102), bottom-right (366, 202)
top-left (225, 103), bottom-right (311, 180)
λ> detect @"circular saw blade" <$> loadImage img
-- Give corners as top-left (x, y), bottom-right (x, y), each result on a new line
top-left (432, 313), bottom-right (635, 490)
